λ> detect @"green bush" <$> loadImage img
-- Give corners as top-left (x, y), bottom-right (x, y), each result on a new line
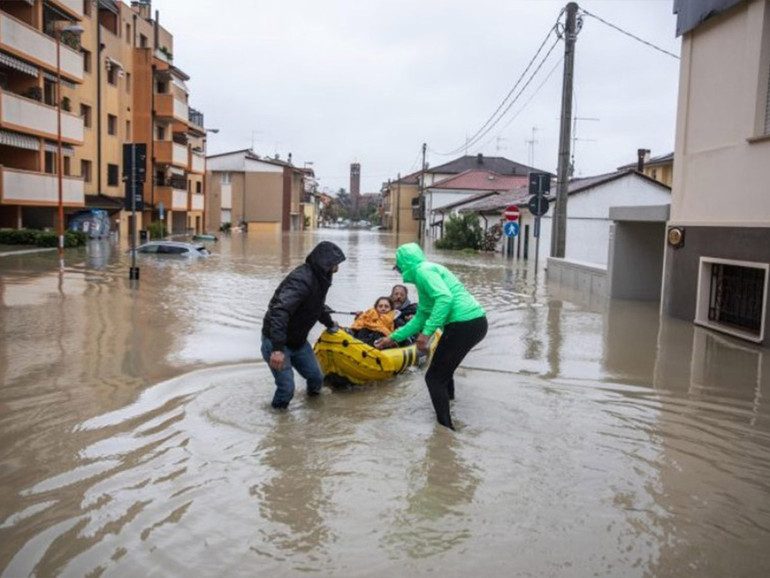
top-left (0, 228), bottom-right (87, 248)
top-left (147, 221), bottom-right (167, 239)
top-left (435, 214), bottom-right (483, 251)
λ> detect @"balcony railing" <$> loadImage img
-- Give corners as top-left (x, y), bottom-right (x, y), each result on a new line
top-left (190, 193), bottom-right (204, 211)
top-left (189, 108), bottom-right (204, 128)
top-left (155, 94), bottom-right (189, 124)
top-left (190, 152), bottom-right (205, 174)
top-left (48, 0), bottom-right (84, 20)
top-left (0, 13), bottom-right (83, 82)
top-left (155, 186), bottom-right (189, 211)
top-left (1, 90), bottom-right (84, 143)
top-left (154, 141), bottom-right (189, 168)
top-left (0, 166), bottom-right (84, 206)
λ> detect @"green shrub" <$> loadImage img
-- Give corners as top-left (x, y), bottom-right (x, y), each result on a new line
top-left (147, 221), bottom-right (167, 239)
top-left (0, 228), bottom-right (87, 248)
top-left (434, 214), bottom-right (483, 251)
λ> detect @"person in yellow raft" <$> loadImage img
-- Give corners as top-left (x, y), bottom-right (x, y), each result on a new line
top-left (375, 243), bottom-right (487, 430)
top-left (350, 296), bottom-right (396, 346)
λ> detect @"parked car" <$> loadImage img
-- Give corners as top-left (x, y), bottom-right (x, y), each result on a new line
top-left (131, 241), bottom-right (210, 257)
top-left (69, 209), bottom-right (111, 239)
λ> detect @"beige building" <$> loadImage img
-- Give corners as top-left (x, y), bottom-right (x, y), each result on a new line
top-left (380, 172), bottom-right (420, 236)
top-left (663, 0), bottom-right (770, 345)
top-left (0, 0), bottom-right (207, 240)
top-left (619, 150), bottom-right (674, 187)
top-left (206, 149), bottom-right (316, 234)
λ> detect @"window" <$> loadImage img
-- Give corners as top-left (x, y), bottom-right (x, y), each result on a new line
top-left (125, 23), bottom-right (131, 45)
top-left (139, 34), bottom-right (148, 48)
top-left (695, 257), bottom-right (769, 343)
top-left (156, 125), bottom-right (166, 140)
top-left (83, 0), bottom-right (91, 17)
top-left (63, 156), bottom-right (71, 176)
top-left (196, 181), bottom-right (202, 193)
top-left (156, 81), bottom-right (167, 94)
top-left (221, 172), bottom-right (231, 185)
top-left (107, 163), bottom-right (119, 186)
top-left (107, 64), bottom-right (118, 85)
top-left (107, 114), bottom-right (117, 135)
top-left (43, 79), bottom-right (56, 106)
top-left (126, 120), bottom-right (131, 139)
top-left (125, 72), bottom-right (131, 93)
top-left (44, 151), bottom-right (56, 174)
top-left (81, 159), bottom-right (92, 182)
top-left (82, 49), bottom-right (91, 73)
top-left (80, 104), bottom-right (92, 128)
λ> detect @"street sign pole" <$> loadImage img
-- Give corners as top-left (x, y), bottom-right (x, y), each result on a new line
top-left (129, 144), bottom-right (139, 281)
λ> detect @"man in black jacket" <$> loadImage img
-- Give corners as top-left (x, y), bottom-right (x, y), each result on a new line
top-left (261, 241), bottom-right (346, 408)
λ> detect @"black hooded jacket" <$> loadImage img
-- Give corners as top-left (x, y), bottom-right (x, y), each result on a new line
top-left (262, 241), bottom-right (346, 351)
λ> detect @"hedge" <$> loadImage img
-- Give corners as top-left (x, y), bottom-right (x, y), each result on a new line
top-left (0, 229), bottom-right (87, 248)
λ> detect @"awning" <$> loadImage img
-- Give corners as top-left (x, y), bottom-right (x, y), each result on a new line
top-left (0, 130), bottom-right (40, 150)
top-left (0, 51), bottom-right (38, 77)
top-left (44, 142), bottom-right (75, 157)
top-left (106, 57), bottom-right (124, 70)
top-left (169, 166), bottom-right (185, 176)
top-left (42, 71), bottom-right (76, 89)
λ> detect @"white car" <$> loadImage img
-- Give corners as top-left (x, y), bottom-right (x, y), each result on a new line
top-left (132, 241), bottom-right (210, 257)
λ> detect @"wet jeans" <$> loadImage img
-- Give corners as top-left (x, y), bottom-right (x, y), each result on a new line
top-left (425, 316), bottom-right (488, 429)
top-left (261, 337), bottom-right (324, 408)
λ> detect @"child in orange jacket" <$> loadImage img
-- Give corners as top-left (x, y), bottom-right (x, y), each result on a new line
top-left (350, 297), bottom-right (395, 345)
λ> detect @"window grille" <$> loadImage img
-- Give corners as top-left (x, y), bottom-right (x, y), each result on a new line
top-left (708, 263), bottom-right (765, 335)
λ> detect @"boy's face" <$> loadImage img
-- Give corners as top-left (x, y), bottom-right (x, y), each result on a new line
top-left (376, 300), bottom-right (392, 314)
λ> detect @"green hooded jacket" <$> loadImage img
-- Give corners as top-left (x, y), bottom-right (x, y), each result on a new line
top-left (390, 243), bottom-right (485, 342)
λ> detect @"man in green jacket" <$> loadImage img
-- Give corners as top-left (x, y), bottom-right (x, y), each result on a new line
top-left (375, 243), bottom-right (487, 430)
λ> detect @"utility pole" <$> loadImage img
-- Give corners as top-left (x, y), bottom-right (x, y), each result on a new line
top-left (418, 143), bottom-right (426, 243)
top-left (551, 2), bottom-right (579, 258)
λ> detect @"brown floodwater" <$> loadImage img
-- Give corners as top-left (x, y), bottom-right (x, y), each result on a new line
top-left (0, 230), bottom-right (769, 577)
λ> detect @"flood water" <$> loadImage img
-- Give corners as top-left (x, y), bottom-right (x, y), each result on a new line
top-left (1, 230), bottom-right (769, 577)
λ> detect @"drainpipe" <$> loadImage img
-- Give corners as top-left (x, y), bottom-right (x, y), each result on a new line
top-left (97, 10), bottom-right (102, 197)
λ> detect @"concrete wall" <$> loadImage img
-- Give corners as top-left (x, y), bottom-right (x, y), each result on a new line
top-left (245, 172), bottom-right (283, 223)
top-left (546, 257), bottom-right (608, 297)
top-left (609, 221), bottom-right (667, 300)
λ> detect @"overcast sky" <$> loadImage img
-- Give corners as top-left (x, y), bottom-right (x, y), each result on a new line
top-left (151, 0), bottom-right (681, 194)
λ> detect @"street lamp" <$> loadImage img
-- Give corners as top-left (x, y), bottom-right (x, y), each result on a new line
top-left (202, 128), bottom-right (219, 233)
top-left (56, 22), bottom-right (84, 258)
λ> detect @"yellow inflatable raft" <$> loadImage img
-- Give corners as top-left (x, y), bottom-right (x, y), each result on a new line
top-left (313, 329), bottom-right (440, 386)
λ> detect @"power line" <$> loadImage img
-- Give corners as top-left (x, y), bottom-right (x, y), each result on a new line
top-left (580, 8), bottom-right (680, 60)
top-left (431, 10), bottom-right (564, 157)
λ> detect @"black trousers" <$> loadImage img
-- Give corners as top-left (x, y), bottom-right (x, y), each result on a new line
top-left (425, 315), bottom-right (488, 429)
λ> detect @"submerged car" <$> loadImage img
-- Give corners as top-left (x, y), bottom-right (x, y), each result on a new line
top-left (132, 241), bottom-right (210, 257)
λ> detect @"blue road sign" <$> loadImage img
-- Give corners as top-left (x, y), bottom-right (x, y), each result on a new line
top-left (159, 201), bottom-right (165, 221)
top-left (504, 221), bottom-right (520, 237)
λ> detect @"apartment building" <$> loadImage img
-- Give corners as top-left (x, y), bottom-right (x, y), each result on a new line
top-left (664, 0), bottom-right (770, 345)
top-left (206, 149), bottom-right (314, 234)
top-left (0, 0), bottom-right (207, 239)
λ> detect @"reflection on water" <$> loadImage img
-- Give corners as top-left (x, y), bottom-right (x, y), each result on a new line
top-left (0, 231), bottom-right (769, 577)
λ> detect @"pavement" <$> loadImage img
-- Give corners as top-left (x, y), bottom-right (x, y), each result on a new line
top-left (0, 246), bottom-right (57, 257)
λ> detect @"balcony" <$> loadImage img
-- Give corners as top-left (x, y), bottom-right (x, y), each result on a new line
top-left (154, 141), bottom-right (188, 168)
top-left (154, 93), bottom-right (188, 124)
top-left (188, 107), bottom-right (204, 130)
top-left (0, 13), bottom-right (83, 83)
top-left (190, 193), bottom-right (204, 211)
top-left (0, 166), bottom-right (84, 206)
top-left (155, 186), bottom-right (189, 211)
top-left (190, 151), bottom-right (205, 174)
top-left (48, 0), bottom-right (84, 20)
top-left (1, 90), bottom-right (84, 143)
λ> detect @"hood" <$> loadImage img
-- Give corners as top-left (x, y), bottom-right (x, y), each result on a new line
top-left (394, 243), bottom-right (425, 283)
top-left (306, 241), bottom-right (346, 278)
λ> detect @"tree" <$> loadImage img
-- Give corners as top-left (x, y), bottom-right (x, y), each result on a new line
top-left (435, 213), bottom-right (483, 251)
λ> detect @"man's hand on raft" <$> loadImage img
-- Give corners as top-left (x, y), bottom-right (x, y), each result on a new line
top-left (375, 333), bottom-right (430, 353)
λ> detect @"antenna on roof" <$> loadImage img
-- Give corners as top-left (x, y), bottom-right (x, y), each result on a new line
top-left (525, 126), bottom-right (538, 167)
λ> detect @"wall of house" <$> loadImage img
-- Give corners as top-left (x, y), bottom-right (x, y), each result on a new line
top-left (396, 183), bottom-right (419, 236)
top-left (425, 189), bottom-right (486, 237)
top-left (244, 172), bottom-right (283, 223)
top-left (671, 0), bottom-right (770, 225)
top-left (538, 175), bottom-right (671, 266)
top-left (609, 221), bottom-right (667, 300)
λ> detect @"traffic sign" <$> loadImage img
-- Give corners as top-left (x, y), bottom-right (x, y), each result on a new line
top-left (159, 201), bottom-right (165, 221)
top-left (528, 195), bottom-right (550, 217)
top-left (504, 205), bottom-right (520, 222)
top-left (528, 172), bottom-right (551, 195)
top-left (503, 221), bottom-right (519, 237)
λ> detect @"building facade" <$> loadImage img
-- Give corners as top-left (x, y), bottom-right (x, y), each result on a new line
top-left (663, 0), bottom-right (770, 345)
top-left (0, 0), bottom-right (208, 240)
top-left (206, 149), bottom-right (313, 234)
